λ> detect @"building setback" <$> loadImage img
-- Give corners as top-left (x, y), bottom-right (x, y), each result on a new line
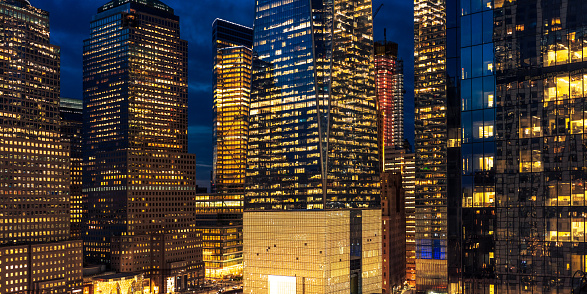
top-left (244, 0), bottom-right (381, 293)
top-left (0, 0), bottom-right (83, 293)
top-left (82, 0), bottom-right (203, 291)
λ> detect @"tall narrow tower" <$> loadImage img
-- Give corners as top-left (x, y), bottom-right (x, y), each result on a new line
top-left (60, 98), bottom-right (84, 239)
top-left (212, 19), bottom-right (253, 194)
top-left (244, 1), bottom-right (381, 293)
top-left (414, 0), bottom-right (461, 292)
top-left (375, 41), bottom-right (405, 151)
top-left (83, 0), bottom-right (203, 291)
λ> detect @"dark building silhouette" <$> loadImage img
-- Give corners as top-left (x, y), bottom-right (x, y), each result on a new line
top-left (60, 98), bottom-right (84, 239)
top-left (381, 172), bottom-right (406, 293)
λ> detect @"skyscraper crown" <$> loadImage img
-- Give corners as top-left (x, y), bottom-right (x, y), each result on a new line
top-left (1, 0), bottom-right (31, 8)
top-left (99, 0), bottom-right (173, 13)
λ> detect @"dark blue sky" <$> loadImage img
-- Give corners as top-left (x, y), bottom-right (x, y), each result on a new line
top-left (36, 0), bottom-right (414, 189)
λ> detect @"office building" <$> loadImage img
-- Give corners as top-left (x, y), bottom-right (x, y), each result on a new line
top-left (244, 0), bottom-right (381, 293)
top-left (60, 98), bottom-right (84, 239)
top-left (82, 0), bottom-right (204, 291)
top-left (0, 1), bottom-right (83, 293)
top-left (460, 0), bottom-right (587, 293)
top-left (414, 0), bottom-right (461, 292)
top-left (375, 39), bottom-right (412, 289)
top-left (212, 19), bottom-right (253, 195)
top-left (208, 20), bottom-right (251, 279)
top-left (209, 18), bottom-right (251, 279)
top-left (413, 0), bottom-right (587, 293)
top-left (194, 193), bottom-right (244, 279)
top-left (458, 0), bottom-right (495, 293)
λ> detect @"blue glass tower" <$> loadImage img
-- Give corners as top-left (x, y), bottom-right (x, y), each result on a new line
top-left (246, 0), bottom-right (380, 210)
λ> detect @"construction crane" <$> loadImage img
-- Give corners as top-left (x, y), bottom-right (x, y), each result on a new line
top-left (373, 3), bottom-right (384, 18)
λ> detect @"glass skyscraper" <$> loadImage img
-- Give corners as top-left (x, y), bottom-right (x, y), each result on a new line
top-left (414, 0), bottom-right (462, 292)
top-left (376, 41), bottom-right (405, 151)
top-left (82, 0), bottom-right (203, 291)
top-left (246, 0), bottom-right (380, 210)
top-left (212, 19), bottom-right (253, 194)
top-left (244, 0), bottom-right (381, 293)
top-left (414, 0), bottom-right (587, 293)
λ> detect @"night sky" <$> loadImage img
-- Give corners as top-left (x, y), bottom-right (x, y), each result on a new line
top-left (35, 0), bottom-right (414, 190)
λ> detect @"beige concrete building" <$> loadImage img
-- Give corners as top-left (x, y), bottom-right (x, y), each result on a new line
top-left (243, 210), bottom-right (382, 294)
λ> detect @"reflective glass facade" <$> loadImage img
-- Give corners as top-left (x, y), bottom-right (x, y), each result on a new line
top-left (247, 0), bottom-right (379, 210)
top-left (415, 0), bottom-right (587, 293)
top-left (212, 19), bottom-right (253, 195)
top-left (459, 0), bottom-right (495, 293)
top-left (414, 0), bottom-right (462, 292)
top-left (244, 1), bottom-right (381, 292)
top-left (491, 0), bottom-right (587, 292)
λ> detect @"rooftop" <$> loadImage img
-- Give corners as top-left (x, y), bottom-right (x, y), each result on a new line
top-left (98, 0), bottom-right (173, 13)
top-left (1, 0), bottom-right (31, 8)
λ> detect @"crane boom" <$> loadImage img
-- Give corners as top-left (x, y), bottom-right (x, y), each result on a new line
top-left (373, 3), bottom-right (384, 18)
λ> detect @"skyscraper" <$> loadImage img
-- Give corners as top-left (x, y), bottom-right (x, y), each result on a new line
top-left (414, 0), bottom-right (461, 292)
top-left (201, 19), bottom-right (253, 280)
top-left (82, 0), bottom-right (203, 291)
top-left (458, 0), bottom-right (495, 293)
top-left (460, 0), bottom-right (587, 293)
top-left (244, 0), bottom-right (381, 293)
top-left (212, 19), bottom-right (253, 195)
top-left (60, 98), bottom-right (84, 239)
top-left (375, 41), bottom-right (405, 151)
top-left (413, 0), bottom-right (587, 293)
top-left (0, 0), bottom-right (83, 292)
top-left (375, 39), bottom-right (412, 290)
